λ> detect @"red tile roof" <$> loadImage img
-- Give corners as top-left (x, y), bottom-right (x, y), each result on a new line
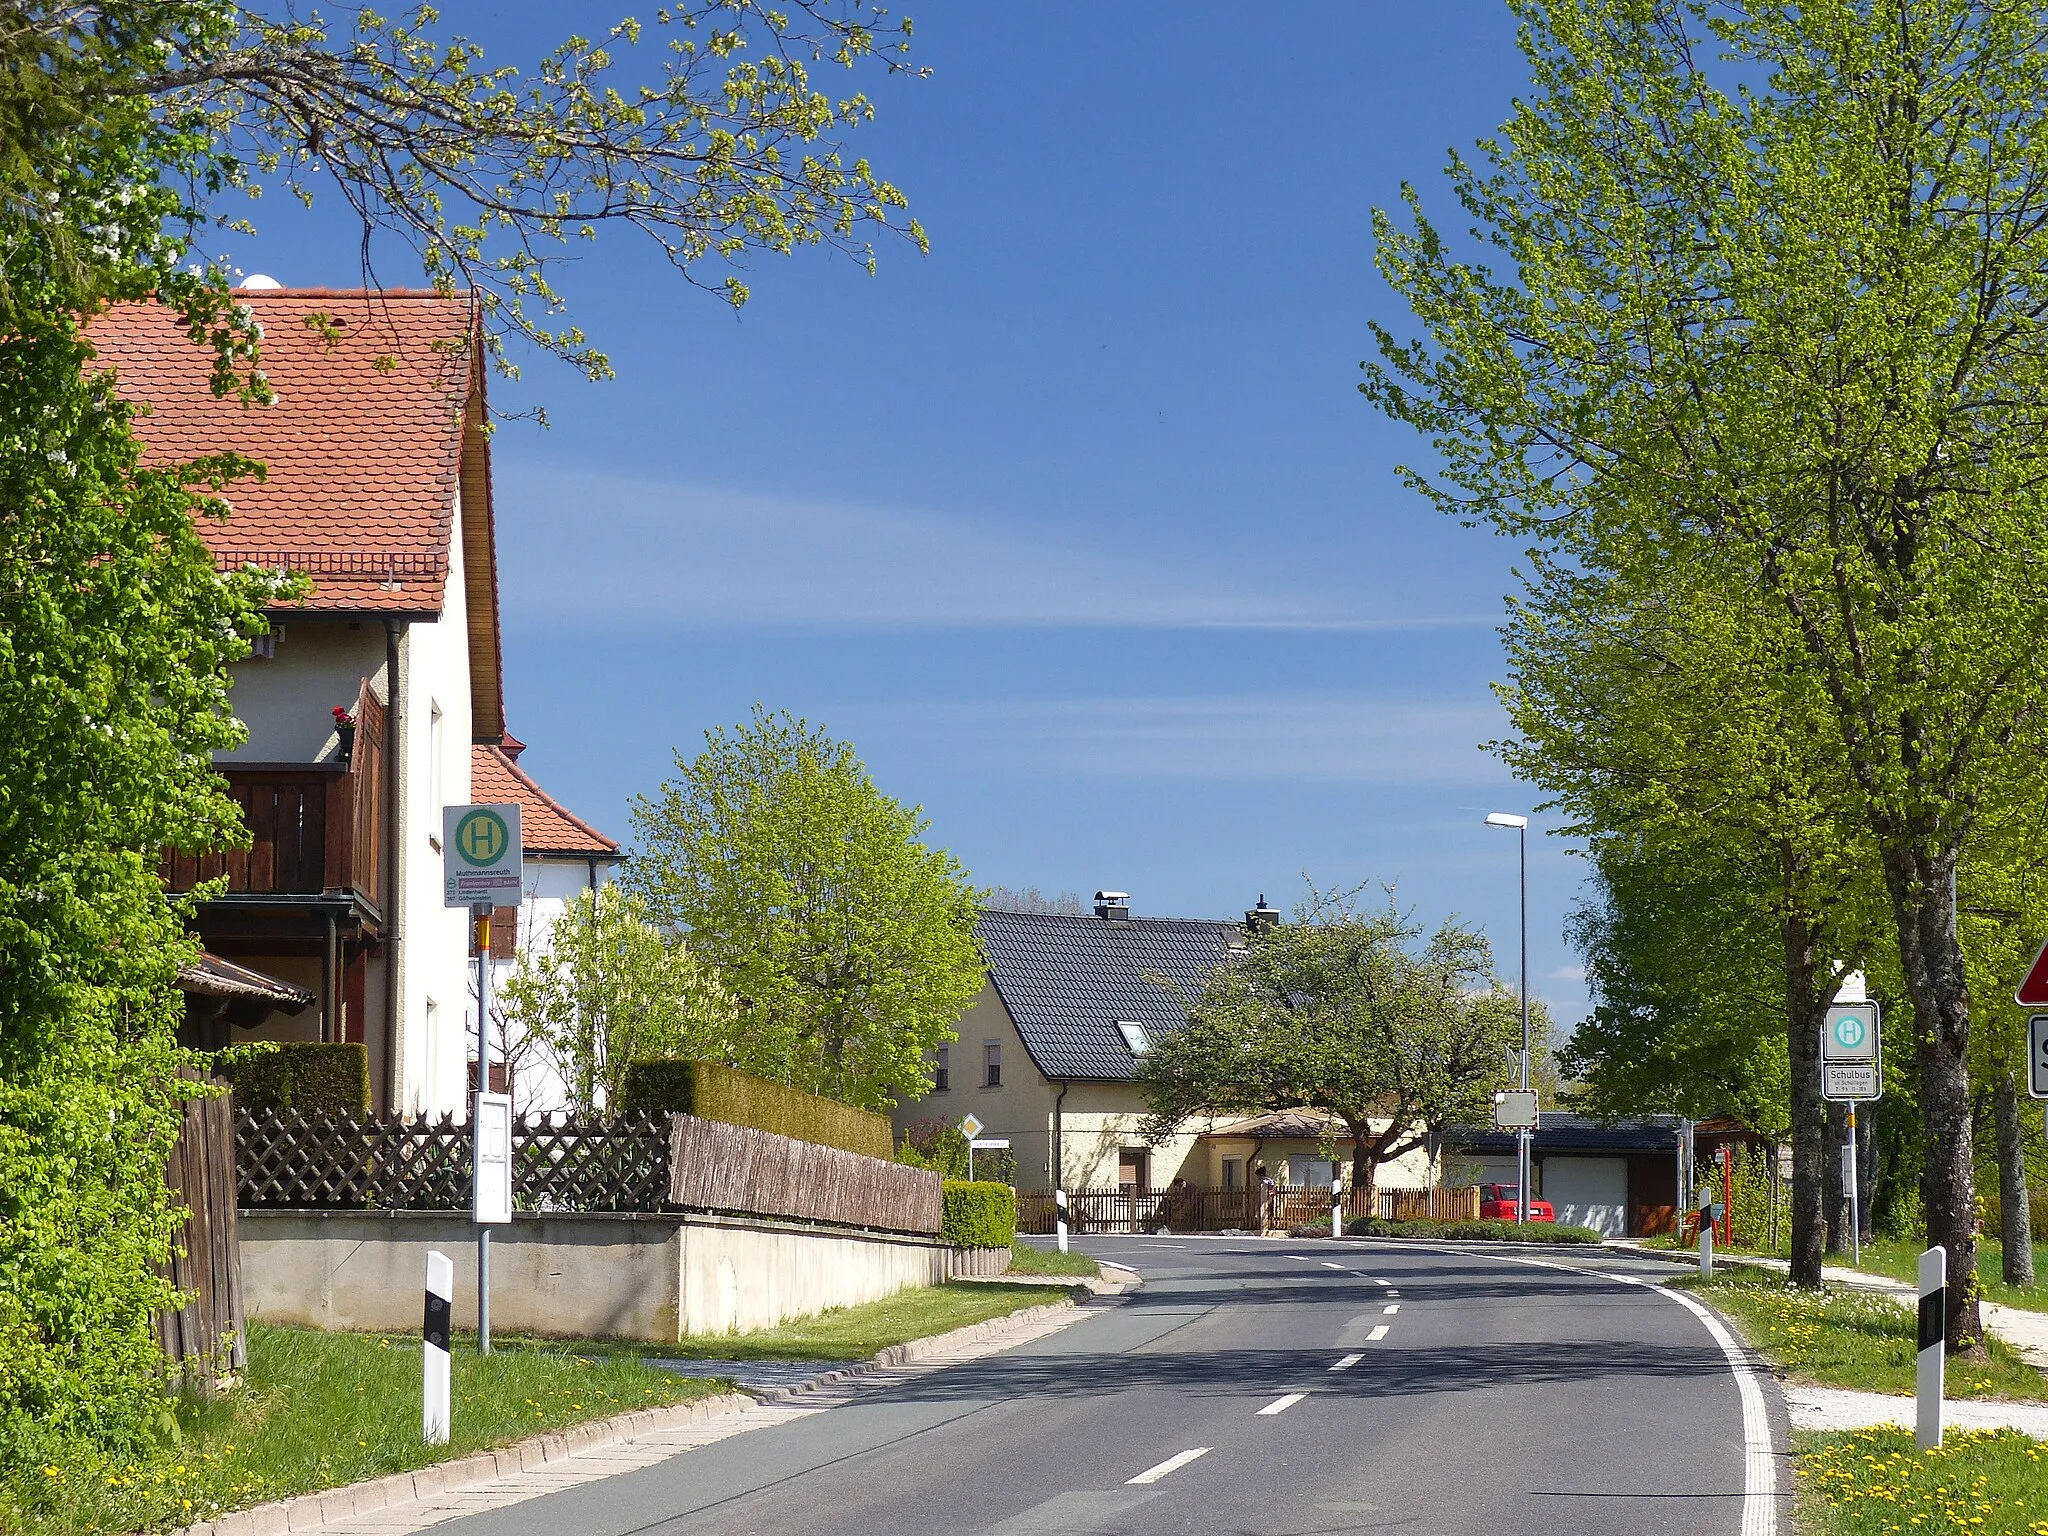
top-left (86, 290), bottom-right (482, 614)
top-left (470, 742), bottom-right (620, 857)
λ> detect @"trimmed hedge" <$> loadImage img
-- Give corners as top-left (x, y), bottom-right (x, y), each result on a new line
top-left (229, 1042), bottom-right (371, 1115)
top-left (617, 1059), bottom-right (893, 1160)
top-left (941, 1180), bottom-right (1017, 1249)
top-left (1344, 1216), bottom-right (1604, 1244)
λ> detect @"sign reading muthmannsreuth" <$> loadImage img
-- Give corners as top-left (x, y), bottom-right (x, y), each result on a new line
top-left (443, 804), bottom-right (522, 907)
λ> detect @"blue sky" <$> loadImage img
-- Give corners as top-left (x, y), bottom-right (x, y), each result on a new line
top-left (227, 2), bottom-right (1593, 1024)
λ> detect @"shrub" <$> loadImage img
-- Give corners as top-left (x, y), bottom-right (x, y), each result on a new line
top-left (1345, 1216), bottom-right (1603, 1244)
top-left (941, 1181), bottom-right (1017, 1249)
top-left (616, 1059), bottom-right (893, 1160)
top-left (897, 1118), bottom-right (969, 1178)
top-left (229, 1043), bottom-right (369, 1115)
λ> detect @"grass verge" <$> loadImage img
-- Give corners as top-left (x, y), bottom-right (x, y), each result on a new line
top-left (658, 1281), bottom-right (1078, 1362)
top-left (4, 1323), bottom-right (725, 1536)
top-left (1832, 1238), bottom-right (2048, 1315)
top-left (1673, 1268), bottom-right (2048, 1399)
top-left (1008, 1241), bottom-right (1101, 1278)
top-left (1795, 1426), bottom-right (2048, 1535)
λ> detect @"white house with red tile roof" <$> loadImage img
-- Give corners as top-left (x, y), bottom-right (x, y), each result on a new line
top-left (470, 734), bottom-right (623, 1114)
top-left (90, 285), bottom-right (609, 1118)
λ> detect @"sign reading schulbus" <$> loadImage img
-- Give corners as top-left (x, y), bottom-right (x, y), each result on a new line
top-left (443, 804), bottom-right (522, 908)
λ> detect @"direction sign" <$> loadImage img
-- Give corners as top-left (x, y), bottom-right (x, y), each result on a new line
top-left (443, 804), bottom-right (522, 908)
top-left (1823, 1063), bottom-right (1881, 1102)
top-left (2029, 1015), bottom-right (2048, 1101)
top-left (1822, 1002), bottom-right (1879, 1063)
top-left (957, 1113), bottom-right (984, 1140)
top-left (2020, 941), bottom-right (2048, 1007)
top-left (1494, 1089), bottom-right (1539, 1129)
top-left (473, 1092), bottom-right (513, 1224)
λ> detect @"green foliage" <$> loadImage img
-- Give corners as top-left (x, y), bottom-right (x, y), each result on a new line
top-left (1140, 884), bottom-right (1522, 1194)
top-left (624, 1060), bottom-right (894, 1160)
top-left (1343, 1217), bottom-right (1602, 1245)
top-left (897, 1118), bottom-right (969, 1180)
top-left (228, 1043), bottom-right (369, 1115)
top-left (940, 1181), bottom-right (1017, 1250)
top-left (1798, 1426), bottom-right (2048, 1536)
top-left (499, 886), bottom-right (739, 1118)
top-left (628, 709), bottom-right (985, 1112)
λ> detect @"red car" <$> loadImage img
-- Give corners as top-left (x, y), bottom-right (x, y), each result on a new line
top-left (1478, 1183), bottom-right (1555, 1222)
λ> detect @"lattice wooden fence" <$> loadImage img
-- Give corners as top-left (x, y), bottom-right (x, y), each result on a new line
top-left (237, 1109), bottom-right (672, 1212)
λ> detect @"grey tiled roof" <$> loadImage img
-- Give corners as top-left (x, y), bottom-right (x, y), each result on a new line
top-left (976, 908), bottom-right (1242, 1082)
top-left (1451, 1112), bottom-right (1684, 1155)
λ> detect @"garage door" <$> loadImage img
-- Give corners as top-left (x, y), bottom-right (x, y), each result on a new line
top-left (1541, 1157), bottom-right (1628, 1237)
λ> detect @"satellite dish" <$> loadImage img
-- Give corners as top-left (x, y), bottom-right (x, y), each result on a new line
top-left (238, 274), bottom-right (284, 290)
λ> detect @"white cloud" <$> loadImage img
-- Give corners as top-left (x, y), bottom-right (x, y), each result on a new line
top-left (842, 694), bottom-right (1514, 784)
top-left (496, 463), bottom-right (1495, 632)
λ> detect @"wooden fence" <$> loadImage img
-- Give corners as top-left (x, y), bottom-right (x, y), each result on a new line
top-left (667, 1114), bottom-right (942, 1235)
top-left (157, 1079), bottom-right (245, 1379)
top-left (1016, 1183), bottom-right (1482, 1235)
top-left (237, 1109), bottom-right (672, 1212)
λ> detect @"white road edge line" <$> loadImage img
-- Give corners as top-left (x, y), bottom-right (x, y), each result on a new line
top-left (1256, 1392), bottom-right (1309, 1415)
top-left (1383, 1304), bottom-right (1400, 1315)
top-left (1125, 1447), bottom-right (1212, 1485)
top-left (1366, 1324), bottom-right (1391, 1341)
top-left (1488, 1252), bottom-right (1777, 1536)
top-left (1329, 1353), bottom-right (1364, 1371)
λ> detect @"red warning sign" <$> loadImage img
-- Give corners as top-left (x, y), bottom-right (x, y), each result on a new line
top-left (2016, 939), bottom-right (2048, 1008)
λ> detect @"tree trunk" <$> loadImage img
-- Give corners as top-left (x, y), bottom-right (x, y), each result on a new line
top-left (1881, 846), bottom-right (1984, 1351)
top-left (1857, 1109), bottom-right (1877, 1246)
top-left (1994, 1071), bottom-right (2035, 1286)
top-left (1784, 910), bottom-right (1829, 1286)
top-left (1349, 1122), bottom-right (1379, 1212)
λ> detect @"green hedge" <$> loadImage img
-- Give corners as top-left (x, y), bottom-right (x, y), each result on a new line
top-left (1344, 1216), bottom-right (1604, 1244)
top-left (229, 1042), bottom-right (370, 1115)
top-left (941, 1180), bottom-right (1017, 1249)
top-left (617, 1059), bottom-right (894, 1160)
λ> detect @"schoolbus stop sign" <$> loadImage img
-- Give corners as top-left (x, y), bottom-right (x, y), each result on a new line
top-left (443, 804), bottom-right (522, 907)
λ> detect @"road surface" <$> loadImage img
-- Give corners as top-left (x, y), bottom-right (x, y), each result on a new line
top-left (437, 1236), bottom-right (1783, 1536)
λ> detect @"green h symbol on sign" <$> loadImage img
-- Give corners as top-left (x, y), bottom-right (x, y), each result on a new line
top-left (457, 810), bottom-right (508, 866)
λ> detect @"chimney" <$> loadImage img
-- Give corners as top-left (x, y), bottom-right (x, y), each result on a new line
top-left (1245, 895), bottom-right (1280, 933)
top-left (1093, 890), bottom-right (1131, 922)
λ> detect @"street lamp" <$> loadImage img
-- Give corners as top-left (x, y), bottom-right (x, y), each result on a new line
top-left (1484, 812), bottom-right (1531, 1224)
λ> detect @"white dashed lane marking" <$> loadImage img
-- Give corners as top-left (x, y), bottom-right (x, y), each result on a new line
top-left (1256, 1393), bottom-right (1309, 1416)
top-left (1367, 1324), bottom-right (1391, 1341)
top-left (1320, 1261), bottom-right (1345, 1270)
top-left (1383, 1304), bottom-right (1400, 1315)
top-left (1126, 1448), bottom-right (1212, 1485)
top-left (1329, 1354), bottom-right (1363, 1372)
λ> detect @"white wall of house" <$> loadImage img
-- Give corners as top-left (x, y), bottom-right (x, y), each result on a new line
top-left (392, 508), bottom-right (476, 1118)
top-left (223, 619), bottom-right (388, 763)
top-left (489, 853), bottom-right (618, 1118)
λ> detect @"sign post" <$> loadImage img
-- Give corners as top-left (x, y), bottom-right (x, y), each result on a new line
top-left (445, 805), bottom-right (521, 1355)
top-left (1494, 1090), bottom-right (1539, 1225)
top-left (1821, 1001), bottom-right (1882, 1264)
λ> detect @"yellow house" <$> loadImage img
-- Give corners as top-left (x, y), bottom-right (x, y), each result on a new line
top-left (892, 895), bottom-right (1251, 1191)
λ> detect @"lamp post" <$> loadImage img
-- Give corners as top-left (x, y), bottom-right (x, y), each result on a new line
top-left (1485, 812), bottom-right (1531, 1224)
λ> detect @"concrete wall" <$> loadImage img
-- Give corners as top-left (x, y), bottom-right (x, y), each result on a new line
top-left (241, 1209), bottom-right (949, 1341)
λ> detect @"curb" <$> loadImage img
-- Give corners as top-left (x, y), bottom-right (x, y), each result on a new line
top-left (173, 1286), bottom-right (1117, 1536)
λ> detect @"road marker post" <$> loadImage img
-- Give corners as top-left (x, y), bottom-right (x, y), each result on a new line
top-left (1331, 1170), bottom-right (1343, 1239)
top-left (423, 1250), bottom-right (453, 1444)
top-left (1055, 1187), bottom-right (1068, 1253)
top-left (1918, 1245), bottom-right (1947, 1450)
top-left (1698, 1189), bottom-right (1717, 1278)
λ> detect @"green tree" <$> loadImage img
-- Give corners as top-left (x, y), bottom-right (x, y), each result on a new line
top-left (1366, 0), bottom-right (2048, 1346)
top-left (498, 886), bottom-right (739, 1117)
top-left (1139, 888), bottom-right (1523, 1202)
top-left (627, 709), bottom-right (984, 1112)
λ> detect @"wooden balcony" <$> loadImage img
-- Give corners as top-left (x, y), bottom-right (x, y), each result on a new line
top-left (163, 689), bottom-right (386, 912)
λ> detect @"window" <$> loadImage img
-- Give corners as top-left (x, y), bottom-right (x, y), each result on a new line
top-left (1116, 1020), bottom-right (1148, 1055)
top-left (982, 1040), bottom-right (1001, 1088)
top-left (1287, 1157), bottom-right (1335, 1189)
top-left (429, 700), bottom-right (446, 809)
top-left (933, 1047), bottom-right (950, 1092)
top-left (1222, 1157), bottom-right (1244, 1191)
top-left (1118, 1148), bottom-right (1148, 1192)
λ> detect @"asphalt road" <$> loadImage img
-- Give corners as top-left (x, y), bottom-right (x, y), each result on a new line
top-left (439, 1237), bottom-right (1784, 1536)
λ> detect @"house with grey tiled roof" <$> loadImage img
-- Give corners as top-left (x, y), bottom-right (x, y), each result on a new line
top-left (892, 894), bottom-right (1244, 1190)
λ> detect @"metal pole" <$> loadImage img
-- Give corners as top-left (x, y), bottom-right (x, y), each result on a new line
top-left (475, 903), bottom-right (492, 1355)
top-left (1518, 821), bottom-right (1530, 1224)
top-left (1845, 1105), bottom-right (1861, 1267)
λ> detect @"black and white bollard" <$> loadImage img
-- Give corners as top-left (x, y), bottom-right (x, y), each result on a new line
top-left (1698, 1192), bottom-right (1716, 1278)
top-left (1331, 1174), bottom-right (1343, 1239)
top-left (1055, 1187), bottom-right (1069, 1254)
top-left (424, 1250), bottom-right (453, 1445)
top-left (1918, 1245), bottom-right (1946, 1451)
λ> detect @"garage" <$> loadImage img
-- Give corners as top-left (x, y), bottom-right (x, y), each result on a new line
top-left (1540, 1156), bottom-right (1630, 1237)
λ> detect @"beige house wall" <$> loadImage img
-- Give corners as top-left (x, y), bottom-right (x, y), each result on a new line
top-left (1198, 1132), bottom-right (1438, 1191)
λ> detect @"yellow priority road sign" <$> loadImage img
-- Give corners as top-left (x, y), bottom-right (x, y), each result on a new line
top-left (444, 803), bottom-right (522, 908)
